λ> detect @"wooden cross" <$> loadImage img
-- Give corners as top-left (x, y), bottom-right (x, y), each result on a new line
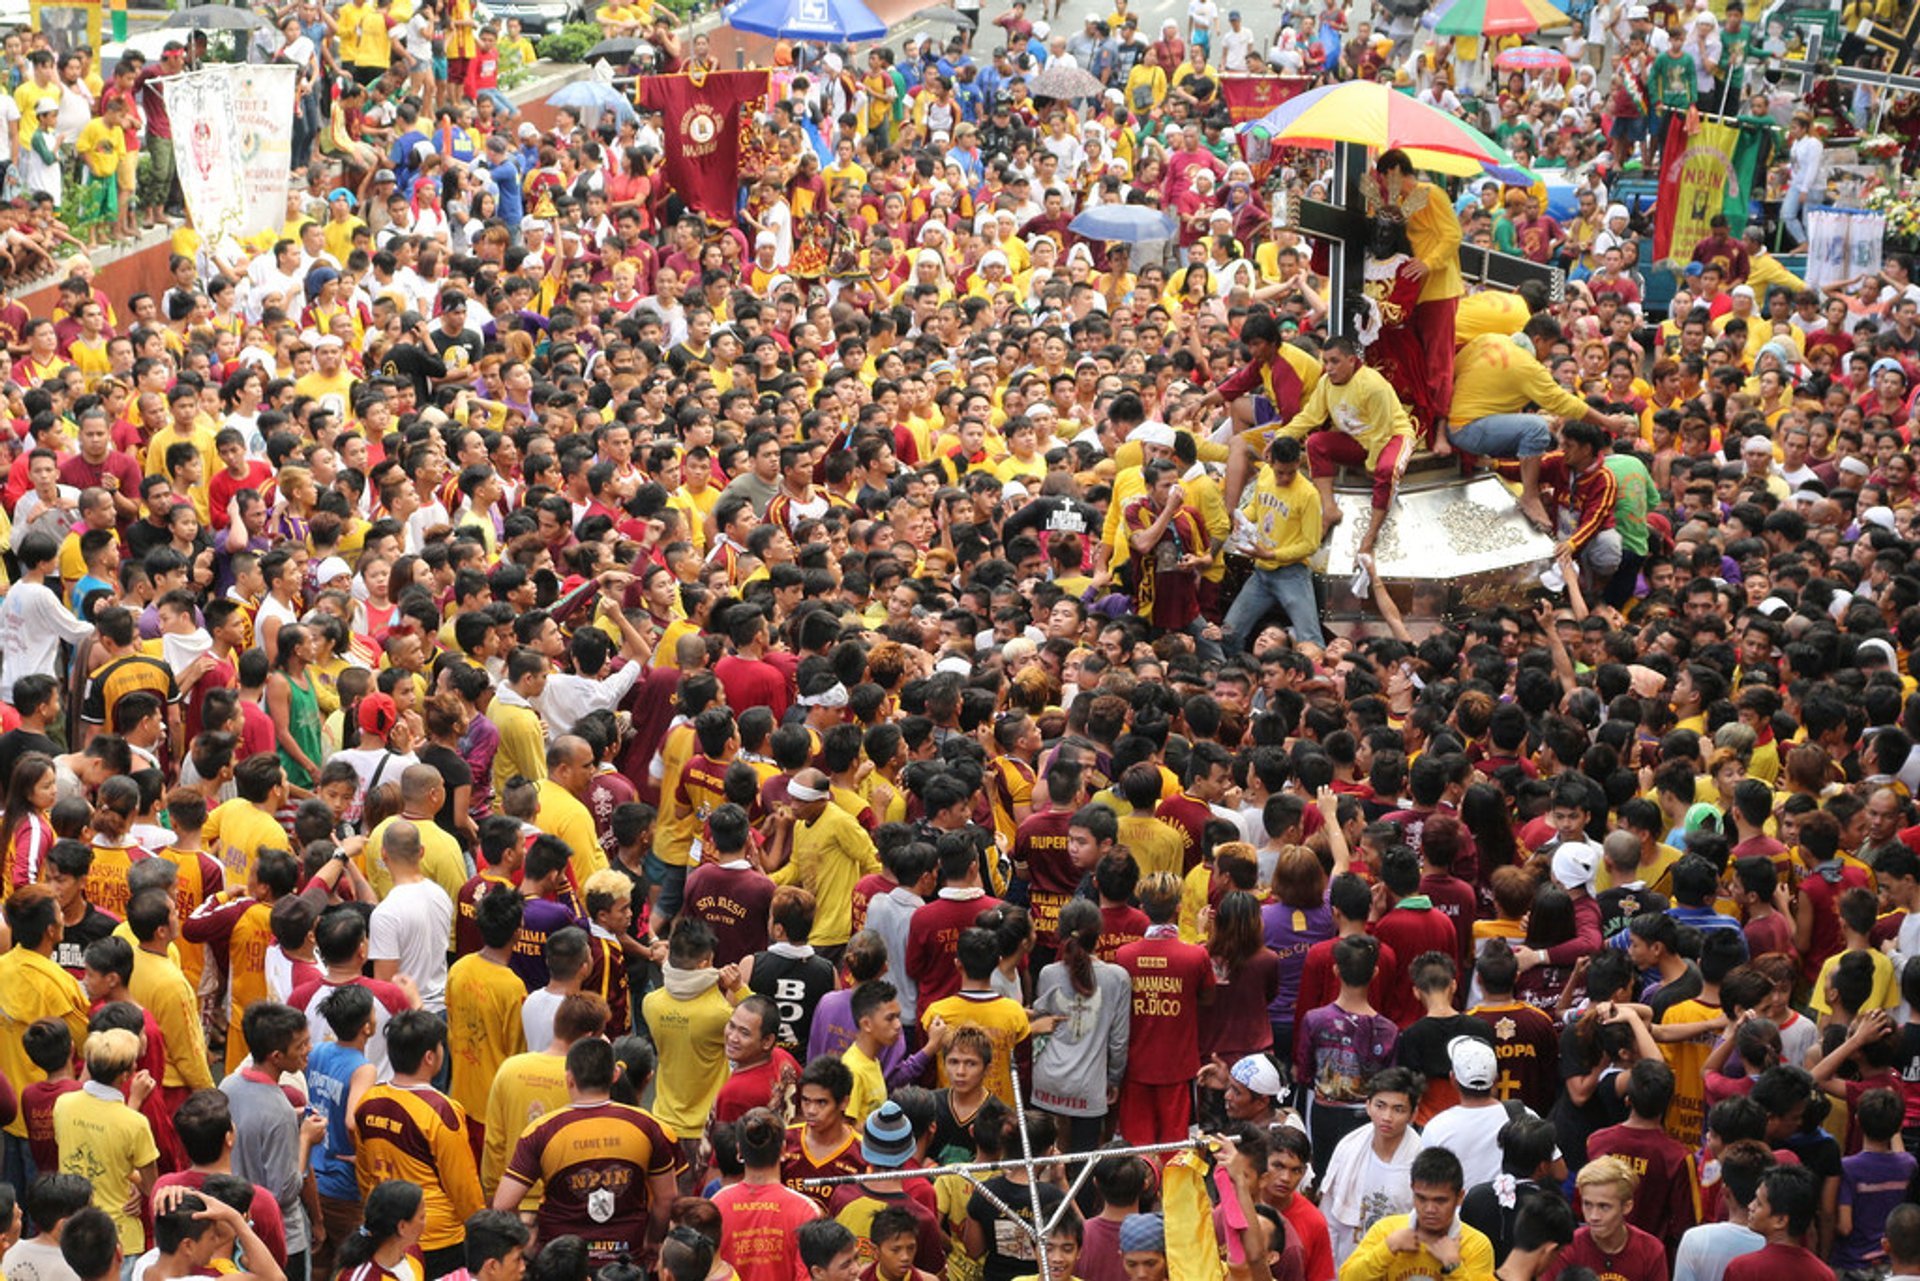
top-left (1288, 141), bottom-right (1565, 339)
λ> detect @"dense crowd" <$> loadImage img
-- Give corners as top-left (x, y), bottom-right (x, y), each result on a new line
top-left (0, 5), bottom-right (1911, 1281)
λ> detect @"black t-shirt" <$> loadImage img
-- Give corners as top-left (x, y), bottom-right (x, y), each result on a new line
top-left (417, 743), bottom-right (473, 842)
top-left (1394, 1012), bottom-right (1494, 1080)
top-left (429, 330), bottom-right (484, 380)
top-left (1002, 495), bottom-right (1104, 544)
top-left (1461, 1175), bottom-right (1544, 1265)
top-left (52, 906), bottom-right (121, 977)
top-left (1549, 1022), bottom-right (1632, 1170)
top-left (381, 341), bottom-right (449, 403)
top-left (1597, 885), bottom-right (1670, 941)
top-left (124, 518), bottom-right (174, 566)
top-left (0, 728), bottom-right (57, 790)
top-left (930, 1087), bottom-right (986, 1165)
top-left (747, 948), bottom-right (837, 1053)
top-left (968, 1176), bottom-right (1067, 1281)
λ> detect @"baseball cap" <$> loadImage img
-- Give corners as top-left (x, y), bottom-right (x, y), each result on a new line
top-left (374, 169), bottom-right (396, 184)
top-left (1448, 1036), bottom-right (1498, 1091)
top-left (1550, 841), bottom-right (1600, 892)
top-left (1230, 1055), bottom-right (1286, 1100)
top-left (358, 692), bottom-right (399, 737)
top-left (861, 1101), bottom-right (916, 1168)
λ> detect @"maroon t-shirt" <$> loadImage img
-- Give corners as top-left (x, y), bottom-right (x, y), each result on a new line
top-left (1203, 946), bottom-right (1281, 1060)
top-left (714, 654), bottom-right (791, 722)
top-left (1543, 1225), bottom-right (1668, 1281)
top-left (1583, 1122), bottom-right (1699, 1248)
top-left (1097, 903), bottom-right (1149, 960)
top-left (154, 1170), bottom-right (289, 1264)
top-left (505, 1099), bottom-right (679, 1265)
top-left (1723, 1241), bottom-right (1834, 1281)
top-left (21, 1078), bottom-right (81, 1173)
top-left (1370, 904), bottom-right (1459, 1026)
top-left (905, 892), bottom-right (1002, 1008)
top-left (1014, 809), bottom-right (1076, 947)
top-left (1116, 933), bottom-right (1217, 1084)
top-left (683, 862), bottom-right (777, 966)
top-left (1418, 872), bottom-right (1479, 966)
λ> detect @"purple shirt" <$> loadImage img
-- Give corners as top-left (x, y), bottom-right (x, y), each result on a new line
top-left (1836, 1148), bottom-right (1917, 1268)
top-left (1262, 899), bottom-right (1334, 1028)
top-left (461, 714), bottom-right (501, 816)
top-left (1293, 1003), bottom-right (1398, 1105)
top-left (805, 988), bottom-right (907, 1075)
top-left (510, 897), bottom-right (587, 990)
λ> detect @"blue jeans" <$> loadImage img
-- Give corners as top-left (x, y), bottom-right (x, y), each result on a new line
top-left (478, 88), bottom-right (516, 118)
top-left (1782, 186), bottom-right (1816, 247)
top-left (1450, 413), bottom-right (1555, 458)
top-left (1225, 562), bottom-right (1324, 650)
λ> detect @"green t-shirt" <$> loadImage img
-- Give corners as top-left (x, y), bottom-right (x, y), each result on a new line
top-left (1649, 50), bottom-right (1697, 108)
top-left (1604, 453), bottom-right (1657, 556)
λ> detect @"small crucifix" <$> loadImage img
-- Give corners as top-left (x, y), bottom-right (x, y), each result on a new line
top-left (1285, 141), bottom-right (1566, 340)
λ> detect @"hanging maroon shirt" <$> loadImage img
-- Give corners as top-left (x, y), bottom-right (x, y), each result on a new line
top-left (634, 70), bottom-right (770, 219)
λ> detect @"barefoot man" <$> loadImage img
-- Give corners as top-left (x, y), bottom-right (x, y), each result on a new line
top-left (1273, 335), bottom-right (1415, 567)
top-left (1440, 319), bottom-right (1637, 531)
top-left (1199, 311), bottom-right (1324, 509)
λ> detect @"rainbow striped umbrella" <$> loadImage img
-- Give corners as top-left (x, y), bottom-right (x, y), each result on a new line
top-left (1432, 0), bottom-right (1572, 37)
top-left (1239, 81), bottom-right (1523, 173)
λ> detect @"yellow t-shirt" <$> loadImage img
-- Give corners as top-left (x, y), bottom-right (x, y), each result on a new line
top-left (842, 1042), bottom-right (887, 1127)
top-left (1809, 946), bottom-right (1898, 1014)
top-left (75, 117), bottom-right (126, 179)
top-left (1116, 813), bottom-right (1189, 880)
top-left (0, 947), bottom-right (90, 1137)
top-left (1658, 996), bottom-right (1720, 1149)
top-left (357, 6), bottom-right (394, 68)
top-left (54, 1086), bottom-right (161, 1254)
top-left (206, 799), bottom-right (295, 886)
top-left (920, 991), bottom-right (1030, 1107)
top-left (363, 816), bottom-right (468, 923)
top-left (638, 982), bottom-right (734, 1135)
top-left (482, 1050), bottom-right (571, 1202)
top-left (444, 953), bottom-right (530, 1123)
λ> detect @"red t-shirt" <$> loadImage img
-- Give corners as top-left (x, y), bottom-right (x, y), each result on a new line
top-left (1294, 934), bottom-right (1400, 1029)
top-left (21, 1078), bottom-right (81, 1173)
top-left (1097, 903), bottom-right (1149, 960)
top-left (1370, 904), bottom-right (1459, 1026)
top-left (210, 460), bottom-right (274, 529)
top-left (711, 1177), bottom-right (821, 1281)
top-left (1014, 809), bottom-right (1076, 946)
top-left (1743, 911), bottom-right (1795, 962)
top-left (713, 1048), bottom-right (802, 1125)
top-left (684, 862), bottom-right (779, 967)
top-left (1115, 932), bottom-right (1217, 1084)
top-left (850, 871), bottom-right (893, 937)
top-left (714, 654), bottom-right (792, 723)
top-left (1544, 1225), bottom-right (1668, 1281)
top-left (1279, 1193), bottom-right (1335, 1281)
top-left (1724, 1242), bottom-right (1834, 1281)
top-left (632, 71), bottom-right (768, 220)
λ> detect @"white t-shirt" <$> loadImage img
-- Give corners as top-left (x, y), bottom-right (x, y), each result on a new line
top-left (522, 987), bottom-right (566, 1051)
top-left (1419, 1101), bottom-right (1542, 1189)
top-left (1219, 25), bottom-right (1254, 70)
top-left (3, 1237), bottom-right (80, 1281)
top-left (1188, 0), bottom-right (1218, 33)
top-left (368, 878), bottom-right (455, 1011)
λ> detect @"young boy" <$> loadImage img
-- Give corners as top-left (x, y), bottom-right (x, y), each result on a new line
top-left (1295, 934), bottom-right (1398, 1187)
top-left (861, 1204), bottom-right (942, 1281)
top-left (843, 979), bottom-right (906, 1127)
top-left (1317, 1066), bottom-right (1424, 1267)
top-left (1833, 1086), bottom-right (1915, 1271)
top-left (1555, 1157), bottom-right (1667, 1281)
top-left (1721, 1166), bottom-right (1833, 1281)
top-left (921, 926), bottom-right (1038, 1109)
top-left (1585, 1059), bottom-right (1700, 1253)
top-left (1809, 887), bottom-right (1898, 1017)
top-left (19, 1017), bottom-right (81, 1174)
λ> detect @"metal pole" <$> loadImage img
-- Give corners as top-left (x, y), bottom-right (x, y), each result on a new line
top-left (1043, 1154), bottom-right (1105, 1236)
top-left (1007, 1063), bottom-right (1053, 1281)
top-left (787, 1139), bottom-right (1211, 1187)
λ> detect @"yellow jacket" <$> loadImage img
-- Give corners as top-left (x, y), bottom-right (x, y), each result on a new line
top-left (1341, 1215), bottom-right (1495, 1281)
top-left (1452, 290), bottom-right (1529, 346)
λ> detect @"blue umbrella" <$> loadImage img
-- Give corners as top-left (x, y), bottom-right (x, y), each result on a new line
top-left (549, 80), bottom-right (639, 124)
top-left (1068, 205), bottom-right (1178, 243)
top-left (723, 0), bottom-right (885, 43)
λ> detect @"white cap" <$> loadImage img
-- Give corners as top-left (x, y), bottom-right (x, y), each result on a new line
top-left (1740, 435), bottom-right (1773, 455)
top-left (1230, 1055), bottom-right (1287, 1099)
top-left (1859, 637), bottom-right (1898, 668)
top-left (313, 333), bottom-right (345, 349)
top-left (1128, 422), bottom-right (1177, 449)
top-left (1862, 505), bottom-right (1897, 531)
top-left (315, 556), bottom-right (352, 584)
top-left (1839, 456), bottom-right (1872, 477)
top-left (1551, 841), bottom-right (1601, 892)
top-left (755, 231), bottom-right (777, 248)
top-left (1731, 284), bottom-right (1756, 300)
top-left (1447, 1036), bottom-right (1498, 1090)
top-left (935, 655), bottom-right (973, 675)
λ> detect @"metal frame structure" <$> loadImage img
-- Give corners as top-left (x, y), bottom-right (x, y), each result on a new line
top-left (791, 1064), bottom-right (1212, 1281)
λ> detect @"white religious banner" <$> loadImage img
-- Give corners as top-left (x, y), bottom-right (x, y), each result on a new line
top-left (164, 65), bottom-right (298, 241)
top-left (161, 69), bottom-right (242, 238)
top-left (1804, 208), bottom-right (1852, 290)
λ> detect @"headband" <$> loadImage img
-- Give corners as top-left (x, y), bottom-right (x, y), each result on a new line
top-left (787, 780), bottom-right (828, 802)
top-left (798, 682), bottom-right (849, 709)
